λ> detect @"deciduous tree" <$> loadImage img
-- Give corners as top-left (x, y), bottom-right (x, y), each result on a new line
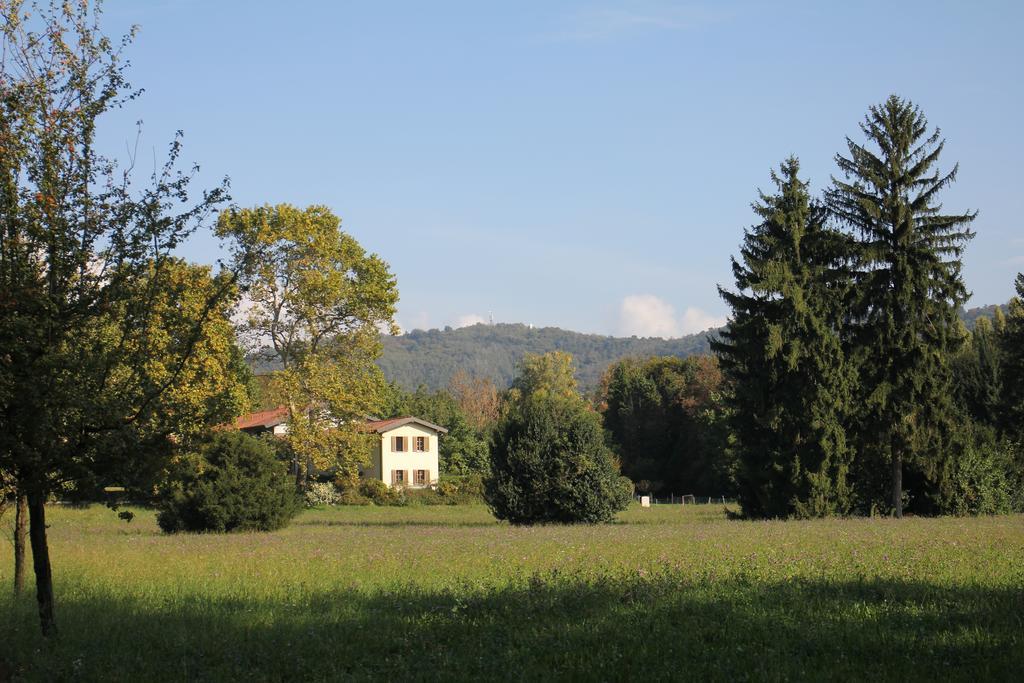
top-left (447, 369), bottom-right (500, 433)
top-left (0, 0), bottom-right (232, 635)
top-left (509, 351), bottom-right (579, 403)
top-left (601, 355), bottom-right (731, 497)
top-left (217, 204), bottom-right (399, 488)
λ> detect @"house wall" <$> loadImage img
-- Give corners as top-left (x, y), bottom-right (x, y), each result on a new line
top-left (378, 423), bottom-right (439, 488)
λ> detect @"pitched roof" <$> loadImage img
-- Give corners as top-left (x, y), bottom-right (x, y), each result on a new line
top-left (231, 408), bottom-right (448, 435)
top-left (363, 416), bottom-right (449, 434)
top-left (234, 406), bottom-right (289, 430)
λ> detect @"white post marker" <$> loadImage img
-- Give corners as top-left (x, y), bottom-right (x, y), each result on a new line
top-left (640, 496), bottom-right (651, 508)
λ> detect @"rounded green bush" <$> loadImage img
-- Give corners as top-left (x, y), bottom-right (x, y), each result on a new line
top-left (485, 395), bottom-right (634, 524)
top-left (157, 431), bottom-right (300, 533)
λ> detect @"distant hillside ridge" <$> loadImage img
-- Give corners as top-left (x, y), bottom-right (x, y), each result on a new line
top-left (960, 303), bottom-right (1009, 329)
top-left (250, 302), bottom-right (1008, 392)
top-left (378, 323), bottom-right (717, 390)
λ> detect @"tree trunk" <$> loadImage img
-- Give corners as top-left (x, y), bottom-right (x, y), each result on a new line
top-left (891, 453), bottom-right (903, 519)
top-left (27, 492), bottom-right (57, 637)
top-left (14, 492), bottom-right (27, 595)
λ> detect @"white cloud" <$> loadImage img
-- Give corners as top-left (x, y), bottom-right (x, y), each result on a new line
top-left (397, 311), bottom-right (432, 333)
top-left (618, 294), bottom-right (680, 337)
top-left (679, 307), bottom-right (727, 335)
top-left (617, 295), bottom-right (725, 338)
top-left (453, 313), bottom-right (488, 329)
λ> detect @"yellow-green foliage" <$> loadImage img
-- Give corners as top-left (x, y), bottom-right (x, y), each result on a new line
top-left (217, 203), bottom-right (400, 481)
top-left (2, 505), bottom-right (1022, 680)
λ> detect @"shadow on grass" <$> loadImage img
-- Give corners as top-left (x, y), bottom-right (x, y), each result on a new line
top-left (2, 574), bottom-right (1021, 681)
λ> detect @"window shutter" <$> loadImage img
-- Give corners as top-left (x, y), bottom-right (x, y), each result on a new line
top-left (405, 471), bottom-right (410, 486)
top-left (390, 436), bottom-right (396, 452)
top-left (424, 436), bottom-right (430, 451)
top-left (390, 469), bottom-right (395, 486)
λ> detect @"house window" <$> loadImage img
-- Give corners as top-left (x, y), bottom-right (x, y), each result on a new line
top-left (392, 436), bottom-right (406, 452)
top-left (392, 469), bottom-right (406, 485)
top-left (414, 436), bottom-right (427, 452)
top-left (414, 469), bottom-right (427, 485)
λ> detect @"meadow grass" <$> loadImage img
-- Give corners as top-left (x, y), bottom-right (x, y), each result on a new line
top-left (1, 504), bottom-right (1022, 681)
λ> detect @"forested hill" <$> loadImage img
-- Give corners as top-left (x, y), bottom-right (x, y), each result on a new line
top-left (254, 304), bottom-right (1006, 390)
top-left (378, 323), bottom-right (716, 390)
top-left (961, 303), bottom-right (1009, 329)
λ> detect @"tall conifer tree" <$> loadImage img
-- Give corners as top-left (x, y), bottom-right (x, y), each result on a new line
top-left (999, 274), bottom-right (1024, 442)
top-left (952, 316), bottom-right (1002, 430)
top-left (826, 96), bottom-right (975, 516)
top-left (714, 158), bottom-right (855, 518)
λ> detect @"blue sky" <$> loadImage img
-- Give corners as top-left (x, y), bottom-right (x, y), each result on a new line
top-left (98, 0), bottom-right (1024, 337)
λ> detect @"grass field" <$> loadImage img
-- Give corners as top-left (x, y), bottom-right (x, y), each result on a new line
top-left (1, 504), bottom-right (1022, 681)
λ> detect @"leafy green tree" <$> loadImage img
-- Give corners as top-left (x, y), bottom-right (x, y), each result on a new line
top-left (67, 259), bottom-right (253, 501)
top-left (486, 352), bottom-right (632, 524)
top-left (714, 157), bottom-right (856, 518)
top-left (601, 355), bottom-right (731, 496)
top-left (510, 350), bottom-right (579, 401)
top-left (217, 204), bottom-right (399, 488)
top-left (601, 358), bottom-right (666, 490)
top-left (157, 431), bottom-right (299, 533)
top-left (826, 96), bottom-right (976, 517)
top-left (0, 1), bottom-right (232, 635)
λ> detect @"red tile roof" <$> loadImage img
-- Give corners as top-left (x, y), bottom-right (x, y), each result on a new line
top-left (234, 406), bottom-right (289, 430)
top-left (363, 417), bottom-right (410, 432)
top-left (363, 416), bottom-right (448, 434)
top-left (230, 409), bottom-right (448, 435)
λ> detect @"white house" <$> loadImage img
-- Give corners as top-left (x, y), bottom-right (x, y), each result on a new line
top-left (233, 408), bottom-right (446, 488)
top-left (360, 417), bottom-right (447, 488)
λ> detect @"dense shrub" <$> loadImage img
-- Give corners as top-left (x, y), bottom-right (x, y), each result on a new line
top-left (945, 441), bottom-right (1020, 515)
top-left (404, 488), bottom-right (447, 505)
top-left (157, 432), bottom-right (300, 533)
top-left (435, 474), bottom-right (486, 504)
top-left (358, 478), bottom-right (405, 506)
top-left (336, 487), bottom-right (372, 506)
top-left (485, 395), bottom-right (634, 524)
